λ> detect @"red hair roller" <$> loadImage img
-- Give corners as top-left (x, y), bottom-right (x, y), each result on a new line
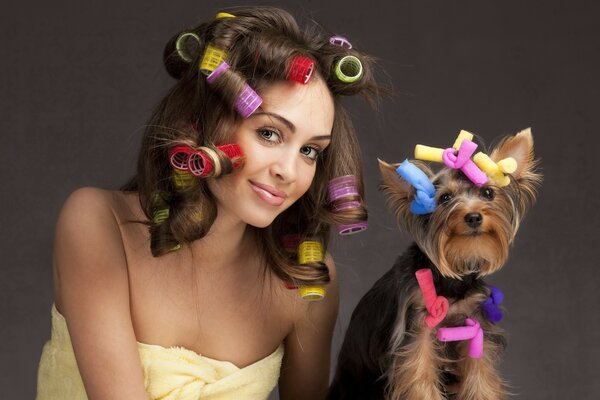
top-left (288, 55), bottom-right (315, 84)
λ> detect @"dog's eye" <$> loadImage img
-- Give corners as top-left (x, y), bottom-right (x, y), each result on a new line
top-left (480, 187), bottom-right (495, 200)
top-left (439, 193), bottom-right (453, 205)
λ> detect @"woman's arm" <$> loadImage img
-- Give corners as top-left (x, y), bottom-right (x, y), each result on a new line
top-left (53, 188), bottom-right (149, 400)
top-left (278, 254), bottom-right (340, 400)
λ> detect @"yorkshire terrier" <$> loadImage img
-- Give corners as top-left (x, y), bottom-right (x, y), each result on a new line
top-left (328, 129), bottom-right (542, 400)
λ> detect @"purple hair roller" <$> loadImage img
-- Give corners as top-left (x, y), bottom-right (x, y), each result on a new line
top-left (206, 61), bottom-right (230, 84)
top-left (329, 35), bottom-right (353, 49)
top-left (333, 200), bottom-right (362, 212)
top-left (328, 175), bottom-right (359, 202)
top-left (338, 221), bottom-right (368, 235)
top-left (235, 84), bottom-right (262, 118)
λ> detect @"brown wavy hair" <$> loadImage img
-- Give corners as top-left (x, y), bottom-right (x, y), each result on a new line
top-left (120, 6), bottom-right (381, 287)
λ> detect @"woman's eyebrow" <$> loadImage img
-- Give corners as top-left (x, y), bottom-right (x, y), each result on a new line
top-left (311, 135), bottom-right (332, 142)
top-left (252, 111), bottom-right (332, 141)
top-left (253, 111), bottom-right (296, 132)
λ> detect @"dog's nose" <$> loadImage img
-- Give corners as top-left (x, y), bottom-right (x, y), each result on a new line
top-left (464, 212), bottom-right (483, 228)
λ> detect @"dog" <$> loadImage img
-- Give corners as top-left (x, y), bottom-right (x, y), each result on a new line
top-left (328, 129), bottom-right (542, 399)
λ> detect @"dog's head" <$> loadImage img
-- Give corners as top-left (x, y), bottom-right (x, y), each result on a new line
top-left (379, 128), bottom-right (542, 279)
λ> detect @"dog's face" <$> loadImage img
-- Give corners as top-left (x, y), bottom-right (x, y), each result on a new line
top-left (379, 128), bottom-right (542, 279)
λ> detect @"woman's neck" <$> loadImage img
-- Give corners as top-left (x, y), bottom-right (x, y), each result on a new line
top-left (188, 206), bottom-right (253, 270)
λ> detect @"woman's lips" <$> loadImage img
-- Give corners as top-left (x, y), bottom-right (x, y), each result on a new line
top-left (249, 181), bottom-right (286, 206)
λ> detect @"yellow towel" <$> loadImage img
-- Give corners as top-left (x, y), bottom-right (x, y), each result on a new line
top-left (37, 304), bottom-right (284, 400)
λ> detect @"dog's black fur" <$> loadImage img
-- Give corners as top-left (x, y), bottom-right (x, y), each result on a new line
top-left (328, 244), bottom-right (500, 399)
top-left (328, 129), bottom-right (541, 399)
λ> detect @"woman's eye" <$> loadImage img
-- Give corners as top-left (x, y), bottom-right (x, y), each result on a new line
top-left (480, 187), bottom-right (495, 200)
top-left (257, 128), bottom-right (281, 143)
top-left (439, 193), bottom-right (453, 205)
top-left (300, 145), bottom-right (320, 161)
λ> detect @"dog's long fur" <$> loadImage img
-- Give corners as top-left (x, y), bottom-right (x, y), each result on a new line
top-left (329, 129), bottom-right (542, 400)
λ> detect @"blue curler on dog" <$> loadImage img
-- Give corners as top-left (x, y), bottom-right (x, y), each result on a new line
top-left (396, 160), bottom-right (437, 214)
top-left (482, 286), bottom-right (504, 323)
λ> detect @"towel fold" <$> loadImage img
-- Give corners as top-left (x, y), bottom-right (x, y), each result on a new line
top-left (37, 304), bottom-right (283, 400)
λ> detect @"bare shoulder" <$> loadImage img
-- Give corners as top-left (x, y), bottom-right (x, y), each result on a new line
top-left (52, 187), bottom-right (148, 398)
top-left (53, 186), bottom-right (130, 318)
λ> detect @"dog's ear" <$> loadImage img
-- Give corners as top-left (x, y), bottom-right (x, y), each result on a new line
top-left (378, 159), bottom-right (411, 196)
top-left (490, 128), bottom-right (537, 180)
top-left (378, 159), bottom-right (433, 224)
top-left (491, 128), bottom-right (543, 210)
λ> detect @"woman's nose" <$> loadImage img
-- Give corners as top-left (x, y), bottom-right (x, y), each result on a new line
top-left (270, 152), bottom-right (296, 183)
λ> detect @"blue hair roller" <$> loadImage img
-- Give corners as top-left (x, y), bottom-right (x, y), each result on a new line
top-left (395, 160), bottom-right (437, 214)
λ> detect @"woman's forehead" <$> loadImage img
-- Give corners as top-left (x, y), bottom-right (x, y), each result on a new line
top-left (258, 79), bottom-right (334, 131)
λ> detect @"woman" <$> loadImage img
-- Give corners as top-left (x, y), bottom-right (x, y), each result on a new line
top-left (37, 6), bottom-right (379, 400)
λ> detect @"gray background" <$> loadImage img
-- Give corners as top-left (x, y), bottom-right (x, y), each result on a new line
top-left (2, 0), bottom-right (599, 398)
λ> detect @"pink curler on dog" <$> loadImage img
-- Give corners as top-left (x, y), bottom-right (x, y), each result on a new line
top-left (437, 318), bottom-right (484, 358)
top-left (442, 139), bottom-right (488, 187)
top-left (415, 269), bottom-right (449, 328)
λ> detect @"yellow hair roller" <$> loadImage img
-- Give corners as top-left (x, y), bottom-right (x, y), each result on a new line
top-left (215, 12), bottom-right (235, 19)
top-left (152, 208), bottom-right (169, 224)
top-left (414, 145), bottom-right (444, 162)
top-left (298, 241), bottom-right (324, 264)
top-left (415, 131), bottom-right (474, 162)
top-left (473, 153), bottom-right (517, 187)
top-left (172, 168), bottom-right (195, 190)
top-left (299, 286), bottom-right (326, 301)
top-left (298, 241), bottom-right (326, 301)
top-left (452, 130), bottom-right (474, 149)
top-left (200, 43), bottom-right (227, 75)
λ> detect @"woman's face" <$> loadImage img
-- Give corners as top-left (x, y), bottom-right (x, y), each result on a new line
top-left (208, 78), bottom-right (335, 228)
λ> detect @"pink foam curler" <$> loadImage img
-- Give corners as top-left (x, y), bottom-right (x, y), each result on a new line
top-left (437, 318), bottom-right (484, 359)
top-left (415, 269), bottom-right (449, 328)
top-left (442, 139), bottom-right (488, 187)
top-left (169, 145), bottom-right (194, 170)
